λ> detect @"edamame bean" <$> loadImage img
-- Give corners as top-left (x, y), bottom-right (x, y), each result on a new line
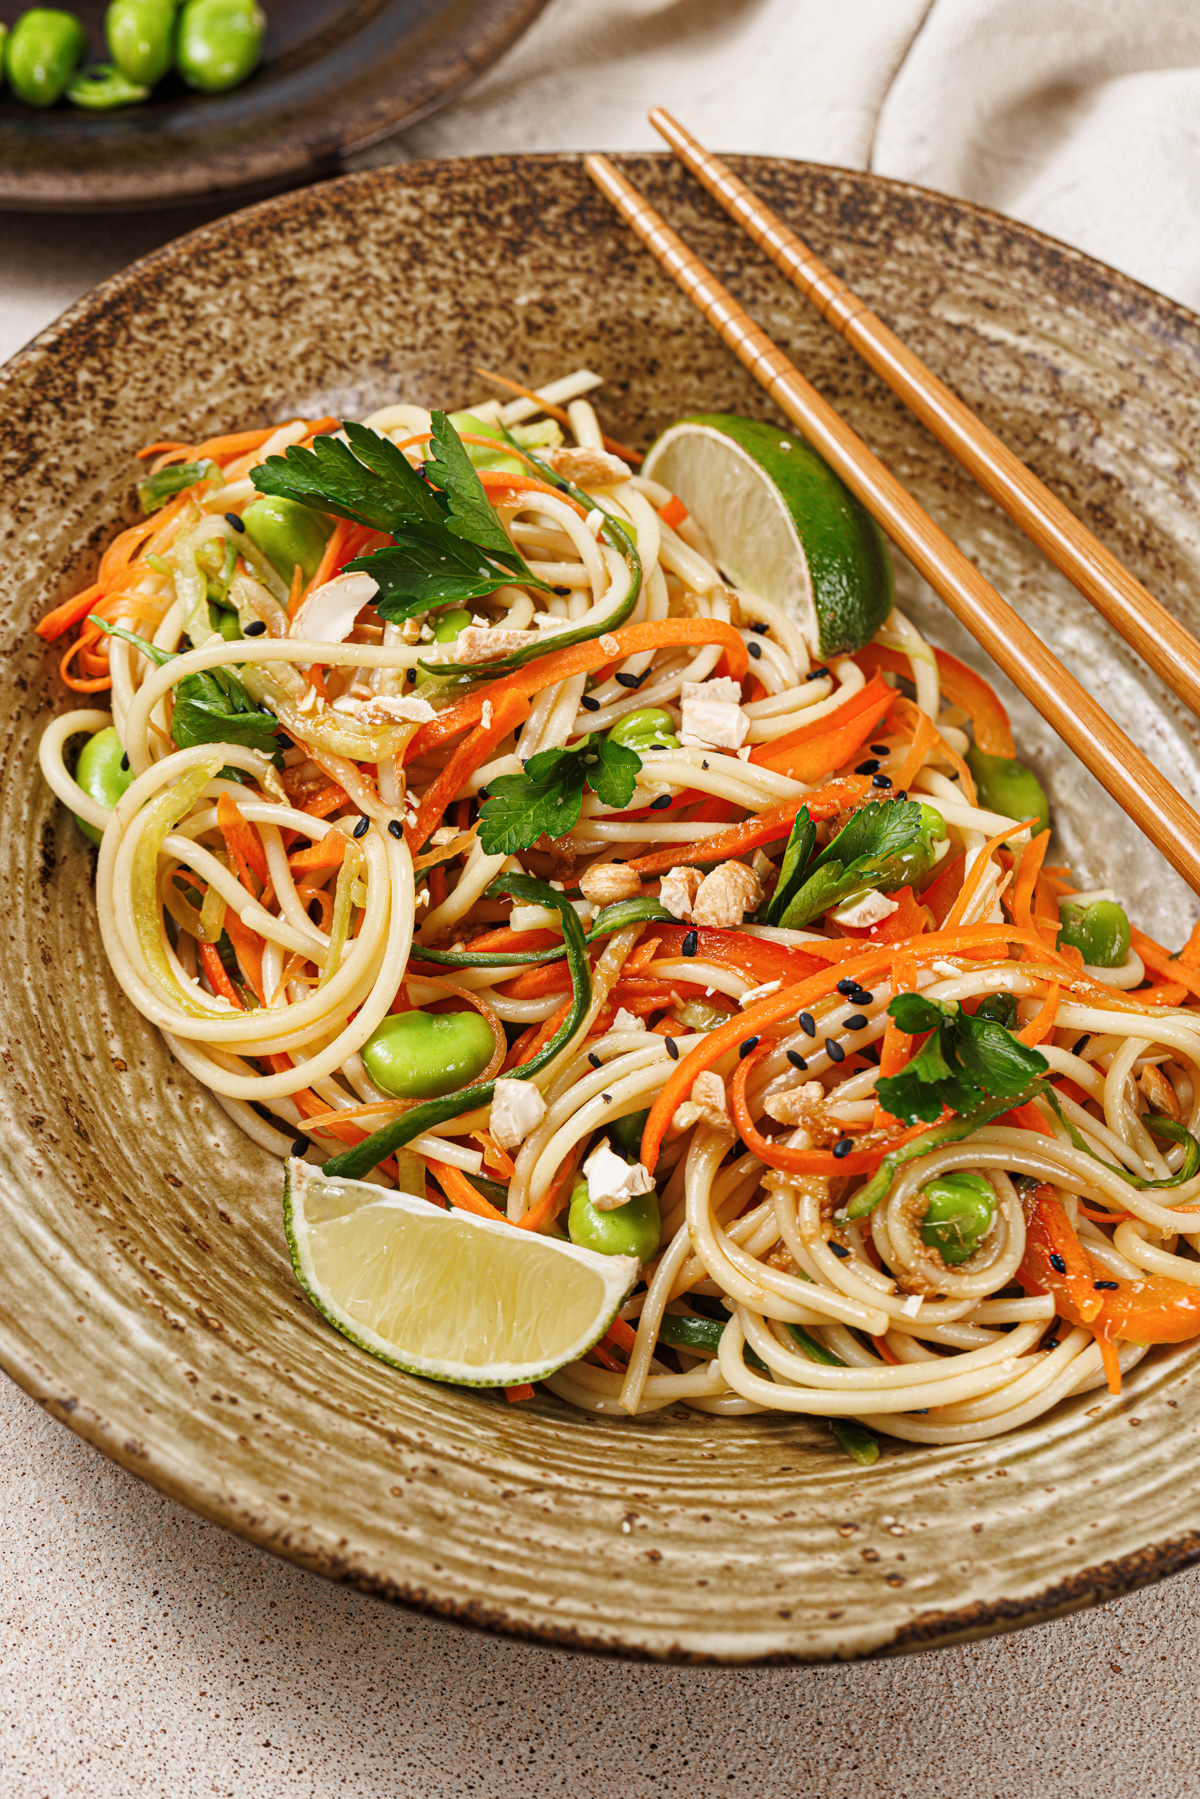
top-left (6, 9), bottom-right (87, 106)
top-left (1057, 899), bottom-right (1131, 969)
top-left (431, 608), bottom-right (471, 644)
top-left (567, 1178), bottom-right (660, 1262)
top-left (105, 0), bottom-right (174, 86)
top-left (919, 1172), bottom-right (996, 1266)
top-left (242, 496), bottom-right (332, 588)
top-left (66, 62), bottom-right (150, 107)
top-left (362, 1009), bottom-right (495, 1101)
top-left (446, 411), bottom-right (525, 478)
top-left (607, 708), bottom-right (679, 753)
top-left (73, 726), bottom-right (133, 846)
top-left (966, 746), bottom-right (1050, 836)
top-left (175, 0), bottom-right (264, 93)
top-left (609, 1108), bottom-right (649, 1160)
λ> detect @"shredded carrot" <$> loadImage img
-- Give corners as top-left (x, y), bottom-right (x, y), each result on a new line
top-left (199, 942), bottom-right (243, 1009)
top-left (478, 469), bottom-right (588, 515)
top-left (517, 1151), bottom-right (581, 1235)
top-left (428, 1158), bottom-right (508, 1222)
top-left (944, 817), bottom-right (1037, 929)
top-left (217, 792), bottom-right (270, 891)
top-left (406, 618), bottom-right (749, 761)
top-left (857, 643), bottom-right (1015, 757)
top-left (35, 581), bottom-right (105, 644)
top-left (749, 675), bottom-right (892, 779)
top-left (285, 562), bottom-right (304, 620)
top-left (505, 1384), bottom-right (536, 1403)
top-left (1017, 982), bottom-right (1061, 1047)
top-left (892, 705), bottom-right (939, 795)
top-left (871, 1334), bottom-right (903, 1366)
top-left (1131, 928), bottom-right (1200, 1002)
top-left (659, 494), bottom-right (688, 529)
top-left (288, 834), bottom-right (347, 874)
top-left (302, 518), bottom-right (352, 605)
top-left (405, 687), bottom-right (530, 854)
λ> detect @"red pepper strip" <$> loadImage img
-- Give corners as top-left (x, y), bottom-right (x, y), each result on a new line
top-left (405, 687), bottom-right (530, 854)
top-left (856, 643), bottom-right (1015, 758)
top-left (919, 852), bottom-right (967, 927)
top-left (628, 777), bottom-right (870, 880)
top-left (640, 923), bottom-right (1074, 1173)
top-left (729, 1040), bottom-right (928, 1177)
top-left (749, 674), bottom-right (892, 777)
top-left (1017, 1185), bottom-right (1104, 1324)
top-left (405, 620), bottom-right (749, 761)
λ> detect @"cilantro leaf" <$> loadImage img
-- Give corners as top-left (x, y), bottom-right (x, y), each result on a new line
top-left (252, 422), bottom-right (445, 535)
top-left (89, 617), bottom-right (282, 765)
top-left (348, 534), bottom-right (508, 622)
top-left (766, 807), bottom-right (816, 925)
top-left (875, 993), bottom-right (1048, 1126)
top-left (775, 799), bottom-right (940, 929)
top-left (477, 733), bottom-right (641, 855)
top-left (424, 412), bottom-right (532, 578)
top-left (807, 799), bottom-right (926, 882)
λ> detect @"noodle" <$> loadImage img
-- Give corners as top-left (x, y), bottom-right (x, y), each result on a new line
top-left (35, 371), bottom-right (1200, 1451)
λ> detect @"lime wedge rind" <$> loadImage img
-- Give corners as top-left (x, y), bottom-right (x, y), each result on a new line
top-left (284, 1159), bottom-right (639, 1389)
top-left (642, 413), bottom-right (893, 658)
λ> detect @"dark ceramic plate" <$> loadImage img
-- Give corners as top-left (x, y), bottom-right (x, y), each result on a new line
top-left (0, 0), bottom-right (548, 210)
top-left (4, 155), bottom-right (1200, 1663)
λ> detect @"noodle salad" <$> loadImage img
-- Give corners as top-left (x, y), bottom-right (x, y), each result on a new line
top-left (35, 370), bottom-right (1200, 1457)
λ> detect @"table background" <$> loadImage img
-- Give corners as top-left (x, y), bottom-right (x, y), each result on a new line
top-left (6, 3), bottom-right (1200, 1792)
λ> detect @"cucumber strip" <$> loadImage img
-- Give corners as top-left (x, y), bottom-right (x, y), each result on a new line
top-left (412, 896), bottom-right (671, 970)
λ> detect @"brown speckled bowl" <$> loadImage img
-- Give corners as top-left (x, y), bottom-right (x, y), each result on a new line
top-left (4, 155), bottom-right (1200, 1664)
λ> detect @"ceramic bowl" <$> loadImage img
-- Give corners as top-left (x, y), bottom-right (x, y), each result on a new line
top-left (0, 0), bottom-right (549, 210)
top-left (4, 154), bottom-right (1200, 1663)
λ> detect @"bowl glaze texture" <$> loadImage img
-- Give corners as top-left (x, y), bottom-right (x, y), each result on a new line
top-left (4, 155), bottom-right (1200, 1663)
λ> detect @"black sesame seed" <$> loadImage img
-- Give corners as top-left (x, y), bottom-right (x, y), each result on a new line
top-left (478, 786), bottom-right (489, 799)
top-left (786, 1050), bottom-right (808, 1070)
top-left (553, 585), bottom-right (572, 597)
top-left (828, 1241), bottom-right (850, 1258)
top-left (406, 668), bottom-right (416, 682)
top-left (244, 619), bottom-right (267, 636)
top-left (826, 1038), bottom-right (846, 1063)
top-left (750, 621), bottom-right (770, 635)
top-left (601, 1092), bottom-right (613, 1105)
top-left (665, 1037), bottom-right (679, 1060)
top-left (119, 752), bottom-right (130, 771)
top-left (871, 773), bottom-right (892, 789)
top-left (807, 666), bottom-right (831, 682)
top-left (855, 759), bottom-right (880, 776)
top-left (291, 1136), bottom-right (310, 1158)
top-left (588, 1053), bottom-right (602, 1069)
top-left (851, 988), bottom-right (874, 1004)
top-left (616, 670), bottom-right (647, 689)
top-left (387, 819), bottom-right (404, 839)
top-left (650, 793), bottom-right (672, 810)
top-left (682, 930), bottom-right (698, 956)
top-left (1072, 1034), bottom-right (1091, 1055)
top-left (353, 815), bottom-right (370, 839)
top-left (1049, 1252), bottom-right (1067, 1274)
top-left (747, 640), bottom-right (763, 660)
top-left (842, 1014), bottom-right (868, 1031)
top-left (580, 694), bottom-right (601, 711)
top-left (1094, 1279), bottom-right (1119, 1290)
top-left (870, 743), bottom-right (889, 756)
top-left (739, 1036), bottom-right (760, 1058)
top-left (895, 790), bottom-right (908, 802)
top-left (832, 1137), bottom-right (853, 1159)
top-left (1043, 1337), bottom-right (1060, 1351)
top-left (799, 1012), bottom-right (816, 1037)
top-left (224, 511), bottom-right (246, 533)
top-left (836, 978), bottom-right (857, 995)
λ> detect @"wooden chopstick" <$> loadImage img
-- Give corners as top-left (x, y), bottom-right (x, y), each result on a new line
top-left (649, 107), bottom-right (1200, 724)
top-left (582, 152), bottom-right (1200, 898)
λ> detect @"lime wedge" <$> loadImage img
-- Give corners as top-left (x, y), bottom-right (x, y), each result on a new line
top-left (284, 1159), bottom-right (639, 1387)
top-left (642, 413), bottom-right (893, 656)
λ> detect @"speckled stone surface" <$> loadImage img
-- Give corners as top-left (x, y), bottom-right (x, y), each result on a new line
top-left (5, 1371), bottom-right (1200, 1798)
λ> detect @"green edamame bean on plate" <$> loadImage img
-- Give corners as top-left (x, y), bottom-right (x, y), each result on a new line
top-left (568, 1178), bottom-right (660, 1262)
top-left (73, 726), bottom-right (133, 846)
top-left (966, 746), bottom-right (1050, 836)
top-left (66, 63), bottom-right (150, 109)
top-left (242, 496), bottom-right (331, 588)
top-left (106, 0), bottom-right (175, 86)
top-left (6, 9), bottom-right (87, 107)
top-left (362, 1009), bottom-right (495, 1101)
top-left (175, 0), bottom-right (266, 93)
top-left (1058, 899), bottom-right (1131, 970)
top-left (919, 1172), bottom-right (996, 1266)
